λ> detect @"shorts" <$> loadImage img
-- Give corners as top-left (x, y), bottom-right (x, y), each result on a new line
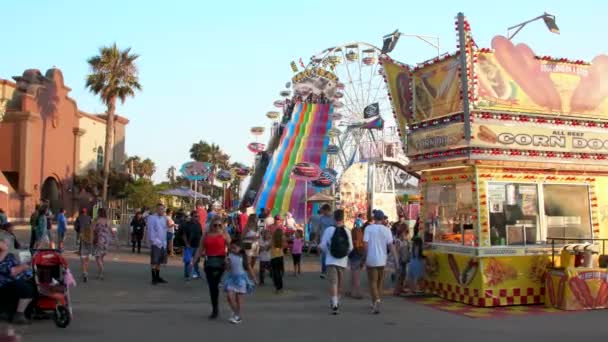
top-left (150, 245), bottom-right (168, 265)
top-left (79, 241), bottom-right (93, 257)
top-left (292, 253), bottom-right (301, 265)
top-left (348, 250), bottom-right (364, 269)
top-left (327, 265), bottom-right (345, 286)
top-left (57, 230), bottom-right (65, 242)
top-left (167, 232), bottom-right (174, 241)
top-left (0, 279), bottom-right (37, 304)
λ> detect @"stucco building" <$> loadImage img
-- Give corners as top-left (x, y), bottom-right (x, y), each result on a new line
top-left (0, 68), bottom-right (128, 220)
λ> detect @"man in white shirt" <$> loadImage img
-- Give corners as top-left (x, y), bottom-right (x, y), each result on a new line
top-left (320, 209), bottom-right (353, 315)
top-left (147, 203), bottom-right (168, 285)
top-left (363, 210), bottom-right (396, 314)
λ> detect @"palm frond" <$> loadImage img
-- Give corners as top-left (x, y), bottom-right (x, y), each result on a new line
top-left (85, 43), bottom-right (142, 107)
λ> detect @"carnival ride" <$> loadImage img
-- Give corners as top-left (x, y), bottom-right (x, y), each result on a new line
top-left (305, 42), bottom-right (415, 222)
top-left (243, 41), bottom-right (417, 223)
top-left (255, 102), bottom-right (332, 221)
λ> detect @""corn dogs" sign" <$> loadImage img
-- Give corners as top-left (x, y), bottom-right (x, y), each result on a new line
top-left (473, 123), bottom-right (608, 153)
top-left (407, 123), bottom-right (466, 155)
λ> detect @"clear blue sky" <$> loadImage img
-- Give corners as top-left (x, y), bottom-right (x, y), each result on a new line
top-left (2, 0), bottom-right (606, 182)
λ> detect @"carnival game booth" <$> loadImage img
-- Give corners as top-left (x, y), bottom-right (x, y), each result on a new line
top-left (381, 13), bottom-right (608, 307)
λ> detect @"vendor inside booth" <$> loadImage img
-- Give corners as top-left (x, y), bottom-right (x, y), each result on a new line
top-left (381, 13), bottom-right (608, 308)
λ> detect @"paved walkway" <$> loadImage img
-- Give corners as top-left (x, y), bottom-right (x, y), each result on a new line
top-left (4, 231), bottom-right (608, 341)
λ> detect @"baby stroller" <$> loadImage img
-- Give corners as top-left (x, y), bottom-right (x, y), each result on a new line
top-left (31, 249), bottom-right (74, 328)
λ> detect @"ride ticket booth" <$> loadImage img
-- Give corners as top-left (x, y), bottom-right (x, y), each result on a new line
top-left (381, 13), bottom-right (608, 307)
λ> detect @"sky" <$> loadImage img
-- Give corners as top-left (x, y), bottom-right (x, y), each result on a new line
top-left (2, 0), bottom-right (607, 183)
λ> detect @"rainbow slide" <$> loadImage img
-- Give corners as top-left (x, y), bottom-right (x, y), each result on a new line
top-left (255, 102), bottom-right (332, 222)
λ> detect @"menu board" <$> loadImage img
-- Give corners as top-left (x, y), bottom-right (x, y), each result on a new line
top-left (488, 184), bottom-right (505, 213)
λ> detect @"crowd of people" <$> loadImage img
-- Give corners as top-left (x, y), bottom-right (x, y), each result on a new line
top-left (0, 200), bottom-right (424, 325)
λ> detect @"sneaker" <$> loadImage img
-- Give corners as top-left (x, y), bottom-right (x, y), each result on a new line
top-left (157, 277), bottom-right (168, 284)
top-left (208, 311), bottom-right (218, 320)
top-left (320, 274), bottom-right (326, 279)
top-left (192, 274), bottom-right (200, 280)
top-left (371, 300), bottom-right (381, 314)
top-left (12, 313), bottom-right (31, 325)
top-left (229, 315), bottom-right (242, 324)
top-left (331, 305), bottom-right (339, 315)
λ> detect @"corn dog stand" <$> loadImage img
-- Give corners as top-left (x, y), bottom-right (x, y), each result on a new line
top-left (380, 13), bottom-right (608, 307)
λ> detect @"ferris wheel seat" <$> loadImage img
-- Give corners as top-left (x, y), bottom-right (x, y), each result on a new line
top-left (346, 52), bottom-right (359, 61)
top-left (362, 57), bottom-right (377, 65)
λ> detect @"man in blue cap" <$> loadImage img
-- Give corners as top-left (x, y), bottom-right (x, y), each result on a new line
top-left (362, 209), bottom-right (396, 314)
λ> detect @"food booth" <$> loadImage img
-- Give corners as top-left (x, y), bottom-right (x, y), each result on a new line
top-left (381, 13), bottom-right (608, 307)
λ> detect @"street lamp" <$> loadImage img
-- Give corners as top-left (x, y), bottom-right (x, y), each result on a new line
top-left (508, 12), bottom-right (559, 40)
top-left (381, 30), bottom-right (440, 56)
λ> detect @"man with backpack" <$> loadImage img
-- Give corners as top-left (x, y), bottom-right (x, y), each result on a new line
top-left (320, 209), bottom-right (352, 315)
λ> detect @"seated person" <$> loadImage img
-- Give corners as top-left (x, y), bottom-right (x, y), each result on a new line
top-left (0, 223), bottom-right (21, 253)
top-left (0, 235), bottom-right (36, 324)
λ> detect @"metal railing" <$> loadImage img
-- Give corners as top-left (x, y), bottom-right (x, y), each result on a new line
top-left (547, 237), bottom-right (608, 268)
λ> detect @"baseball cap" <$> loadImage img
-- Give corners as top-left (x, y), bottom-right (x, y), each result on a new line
top-left (373, 210), bottom-right (385, 221)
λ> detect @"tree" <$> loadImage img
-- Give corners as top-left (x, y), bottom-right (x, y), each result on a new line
top-left (140, 158), bottom-right (156, 179)
top-left (189, 140), bottom-right (230, 170)
top-left (74, 169), bottom-right (133, 198)
top-left (124, 156), bottom-right (142, 179)
top-left (125, 178), bottom-right (158, 209)
top-left (167, 166), bottom-right (176, 184)
top-left (86, 43), bottom-right (142, 203)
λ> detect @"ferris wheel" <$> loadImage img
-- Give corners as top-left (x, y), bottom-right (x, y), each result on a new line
top-left (306, 42), bottom-right (399, 174)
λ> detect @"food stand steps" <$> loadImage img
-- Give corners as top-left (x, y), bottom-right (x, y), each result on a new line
top-left (405, 296), bottom-right (573, 318)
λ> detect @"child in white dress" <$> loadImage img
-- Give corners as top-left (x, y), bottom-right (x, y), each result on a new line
top-left (224, 239), bottom-right (257, 324)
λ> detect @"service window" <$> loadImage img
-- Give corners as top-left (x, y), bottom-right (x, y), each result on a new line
top-left (488, 183), bottom-right (540, 246)
top-left (543, 184), bottom-right (592, 240)
top-left (424, 183), bottom-right (475, 245)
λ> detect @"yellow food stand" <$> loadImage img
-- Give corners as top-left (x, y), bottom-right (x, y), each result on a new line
top-left (381, 13), bottom-right (608, 307)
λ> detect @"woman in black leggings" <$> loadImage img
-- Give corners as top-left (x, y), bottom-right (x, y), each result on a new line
top-left (194, 218), bottom-right (230, 319)
top-left (270, 229), bottom-right (286, 293)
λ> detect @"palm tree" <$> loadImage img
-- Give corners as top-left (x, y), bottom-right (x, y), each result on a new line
top-left (166, 166), bottom-right (176, 184)
top-left (86, 43), bottom-right (142, 203)
top-left (189, 140), bottom-right (230, 169)
top-left (140, 158), bottom-right (156, 179)
top-left (124, 156), bottom-right (142, 178)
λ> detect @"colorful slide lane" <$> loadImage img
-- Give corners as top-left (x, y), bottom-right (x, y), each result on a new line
top-left (255, 102), bottom-right (332, 222)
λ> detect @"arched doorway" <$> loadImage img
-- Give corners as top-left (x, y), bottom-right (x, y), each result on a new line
top-left (41, 177), bottom-right (61, 214)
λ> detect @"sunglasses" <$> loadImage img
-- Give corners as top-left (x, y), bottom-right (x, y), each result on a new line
top-left (213, 223), bottom-right (223, 227)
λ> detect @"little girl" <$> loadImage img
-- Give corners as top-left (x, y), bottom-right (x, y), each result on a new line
top-left (224, 239), bottom-right (256, 324)
top-left (393, 226), bottom-right (411, 295)
top-left (258, 230), bottom-right (272, 285)
top-left (406, 237), bottom-right (425, 294)
top-left (291, 230), bottom-right (304, 276)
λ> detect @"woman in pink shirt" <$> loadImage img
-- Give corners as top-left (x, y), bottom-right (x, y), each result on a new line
top-left (291, 230), bottom-right (304, 276)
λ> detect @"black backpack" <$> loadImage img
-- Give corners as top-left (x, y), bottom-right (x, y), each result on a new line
top-left (330, 226), bottom-right (349, 258)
